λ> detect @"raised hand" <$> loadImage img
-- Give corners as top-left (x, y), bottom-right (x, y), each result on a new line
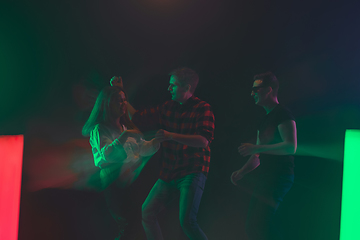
top-left (110, 76), bottom-right (124, 88)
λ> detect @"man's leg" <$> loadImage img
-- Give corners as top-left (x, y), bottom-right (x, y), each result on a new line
top-left (142, 179), bottom-right (176, 240)
top-left (245, 175), bottom-right (294, 240)
top-left (245, 194), bottom-right (276, 240)
top-left (177, 173), bottom-right (208, 240)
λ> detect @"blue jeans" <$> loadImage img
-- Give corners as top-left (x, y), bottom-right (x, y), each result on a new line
top-left (142, 173), bottom-right (208, 240)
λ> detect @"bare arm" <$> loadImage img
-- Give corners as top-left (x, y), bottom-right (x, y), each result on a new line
top-left (238, 120), bottom-right (297, 156)
top-left (231, 120), bottom-right (297, 185)
top-left (110, 76), bottom-right (137, 119)
top-left (231, 135), bottom-right (261, 185)
top-left (155, 129), bottom-right (209, 148)
top-left (231, 154), bottom-right (260, 185)
top-left (90, 127), bottom-right (128, 167)
top-left (127, 103), bottom-right (137, 120)
top-left (239, 154), bottom-right (260, 174)
top-left (139, 138), bottom-right (161, 156)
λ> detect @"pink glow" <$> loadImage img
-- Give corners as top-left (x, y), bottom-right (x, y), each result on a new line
top-left (0, 135), bottom-right (24, 240)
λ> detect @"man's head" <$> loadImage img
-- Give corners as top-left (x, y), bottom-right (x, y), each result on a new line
top-left (251, 72), bottom-right (279, 105)
top-left (168, 67), bottom-right (199, 103)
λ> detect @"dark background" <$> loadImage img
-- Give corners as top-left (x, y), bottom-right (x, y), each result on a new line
top-left (1, 0), bottom-right (360, 239)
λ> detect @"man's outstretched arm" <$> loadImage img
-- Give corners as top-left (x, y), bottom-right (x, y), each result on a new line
top-left (155, 129), bottom-right (209, 148)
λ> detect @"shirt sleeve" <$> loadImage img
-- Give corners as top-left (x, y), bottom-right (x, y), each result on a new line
top-left (89, 125), bottom-right (127, 168)
top-left (275, 107), bottom-right (296, 126)
top-left (131, 105), bottom-right (162, 132)
top-left (195, 103), bottom-right (215, 144)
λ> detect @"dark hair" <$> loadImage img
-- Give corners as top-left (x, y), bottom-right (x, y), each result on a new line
top-left (253, 71), bottom-right (279, 96)
top-left (169, 67), bottom-right (199, 94)
top-left (82, 86), bottom-right (138, 136)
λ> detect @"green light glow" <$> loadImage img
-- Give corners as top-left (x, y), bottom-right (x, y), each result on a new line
top-left (340, 130), bottom-right (360, 240)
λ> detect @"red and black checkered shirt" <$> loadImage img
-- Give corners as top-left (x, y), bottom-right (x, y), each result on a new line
top-left (132, 95), bottom-right (215, 182)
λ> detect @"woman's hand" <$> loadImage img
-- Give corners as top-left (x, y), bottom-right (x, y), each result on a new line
top-left (110, 76), bottom-right (124, 88)
top-left (118, 129), bottom-right (143, 144)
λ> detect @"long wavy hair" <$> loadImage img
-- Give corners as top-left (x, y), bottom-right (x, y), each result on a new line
top-left (82, 86), bottom-right (138, 136)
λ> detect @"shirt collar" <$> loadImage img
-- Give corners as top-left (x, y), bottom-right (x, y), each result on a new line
top-left (174, 95), bottom-right (196, 108)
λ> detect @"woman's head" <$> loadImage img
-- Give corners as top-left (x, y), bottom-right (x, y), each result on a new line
top-left (109, 88), bottom-right (128, 119)
top-left (82, 86), bottom-right (137, 136)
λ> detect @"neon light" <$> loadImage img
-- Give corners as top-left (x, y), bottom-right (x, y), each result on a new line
top-left (0, 135), bottom-right (24, 240)
top-left (340, 130), bottom-right (360, 240)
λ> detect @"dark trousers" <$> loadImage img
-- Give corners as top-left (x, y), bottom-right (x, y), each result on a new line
top-left (245, 174), bottom-right (294, 240)
top-left (103, 181), bottom-right (129, 231)
top-left (142, 173), bottom-right (208, 240)
top-left (101, 165), bottom-right (137, 239)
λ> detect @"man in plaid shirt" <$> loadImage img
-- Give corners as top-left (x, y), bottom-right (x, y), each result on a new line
top-left (112, 67), bottom-right (214, 240)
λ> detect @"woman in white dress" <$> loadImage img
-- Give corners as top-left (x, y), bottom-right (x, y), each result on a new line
top-left (82, 85), bottom-right (160, 240)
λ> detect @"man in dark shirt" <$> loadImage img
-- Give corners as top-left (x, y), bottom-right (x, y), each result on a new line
top-left (231, 72), bottom-right (297, 240)
top-left (112, 68), bottom-right (214, 240)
